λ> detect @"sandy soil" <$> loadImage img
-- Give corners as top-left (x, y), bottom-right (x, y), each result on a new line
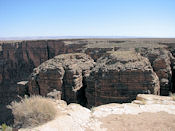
top-left (100, 112), bottom-right (175, 131)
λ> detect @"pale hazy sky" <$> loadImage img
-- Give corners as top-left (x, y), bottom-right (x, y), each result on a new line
top-left (0, 0), bottom-right (175, 37)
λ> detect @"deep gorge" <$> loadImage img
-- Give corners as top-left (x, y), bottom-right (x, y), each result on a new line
top-left (0, 38), bottom-right (175, 124)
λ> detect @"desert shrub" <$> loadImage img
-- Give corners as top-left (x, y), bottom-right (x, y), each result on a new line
top-left (1, 123), bottom-right (12, 131)
top-left (8, 95), bottom-right (57, 128)
top-left (135, 48), bottom-right (140, 53)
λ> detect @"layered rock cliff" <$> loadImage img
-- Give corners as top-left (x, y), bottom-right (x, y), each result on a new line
top-left (1, 39), bottom-right (175, 104)
top-left (0, 38), bottom-right (175, 124)
top-left (28, 53), bottom-right (95, 106)
top-left (86, 50), bottom-right (160, 107)
top-left (139, 47), bottom-right (175, 95)
top-left (27, 52), bottom-right (160, 107)
top-left (0, 40), bottom-right (85, 105)
top-left (0, 40), bottom-right (87, 124)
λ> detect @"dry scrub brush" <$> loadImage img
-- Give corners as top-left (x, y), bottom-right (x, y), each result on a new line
top-left (8, 95), bottom-right (57, 128)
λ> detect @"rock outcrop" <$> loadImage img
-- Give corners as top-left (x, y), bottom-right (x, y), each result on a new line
top-left (1, 38), bottom-right (175, 124)
top-left (17, 81), bottom-right (29, 97)
top-left (140, 47), bottom-right (175, 95)
top-left (28, 53), bottom-right (95, 106)
top-left (86, 50), bottom-right (160, 107)
top-left (47, 89), bottom-right (62, 100)
top-left (28, 51), bottom-right (160, 108)
top-left (1, 39), bottom-right (175, 105)
top-left (19, 94), bottom-right (175, 131)
top-left (0, 40), bottom-right (86, 105)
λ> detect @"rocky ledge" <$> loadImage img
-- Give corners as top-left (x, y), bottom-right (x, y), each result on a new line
top-left (20, 94), bottom-right (175, 131)
top-left (1, 39), bottom-right (175, 124)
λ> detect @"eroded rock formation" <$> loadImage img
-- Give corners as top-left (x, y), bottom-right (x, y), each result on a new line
top-left (86, 50), bottom-right (160, 107)
top-left (0, 40), bottom-right (87, 105)
top-left (139, 47), bottom-right (175, 95)
top-left (0, 38), bottom-right (175, 124)
top-left (27, 51), bottom-right (161, 107)
top-left (28, 53), bottom-right (95, 106)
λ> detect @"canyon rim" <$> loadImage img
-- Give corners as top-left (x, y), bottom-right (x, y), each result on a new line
top-left (0, 38), bottom-right (175, 125)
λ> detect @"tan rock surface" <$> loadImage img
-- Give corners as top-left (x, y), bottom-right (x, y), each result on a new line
top-left (20, 94), bottom-right (175, 131)
top-left (100, 112), bottom-right (175, 131)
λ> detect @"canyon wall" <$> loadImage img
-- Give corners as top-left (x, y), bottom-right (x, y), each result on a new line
top-left (0, 40), bottom-right (85, 105)
top-left (0, 40), bottom-right (87, 124)
top-left (1, 39), bottom-right (175, 104)
top-left (86, 51), bottom-right (160, 107)
top-left (27, 52), bottom-right (160, 108)
top-left (0, 39), bottom-right (175, 124)
top-left (28, 53), bottom-right (95, 107)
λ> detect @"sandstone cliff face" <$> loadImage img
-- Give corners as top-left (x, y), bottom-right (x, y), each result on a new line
top-left (1, 39), bottom-right (175, 105)
top-left (1, 39), bottom-right (175, 123)
top-left (28, 53), bottom-right (95, 106)
top-left (86, 50), bottom-right (160, 107)
top-left (1, 40), bottom-right (175, 104)
top-left (0, 40), bottom-right (88, 124)
top-left (0, 40), bottom-right (86, 87)
top-left (140, 47), bottom-right (175, 95)
top-left (0, 40), bottom-right (86, 105)
top-left (28, 51), bottom-right (161, 108)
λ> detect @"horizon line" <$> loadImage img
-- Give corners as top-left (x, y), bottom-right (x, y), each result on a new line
top-left (0, 35), bottom-right (175, 41)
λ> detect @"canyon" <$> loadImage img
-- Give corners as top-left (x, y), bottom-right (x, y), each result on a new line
top-left (0, 38), bottom-right (175, 124)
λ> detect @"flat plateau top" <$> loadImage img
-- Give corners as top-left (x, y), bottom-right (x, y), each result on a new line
top-left (0, 38), bottom-right (175, 43)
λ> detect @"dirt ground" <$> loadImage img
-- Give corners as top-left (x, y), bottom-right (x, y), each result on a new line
top-left (100, 112), bottom-right (175, 131)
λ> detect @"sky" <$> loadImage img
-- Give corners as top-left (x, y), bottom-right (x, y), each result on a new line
top-left (0, 0), bottom-right (175, 38)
